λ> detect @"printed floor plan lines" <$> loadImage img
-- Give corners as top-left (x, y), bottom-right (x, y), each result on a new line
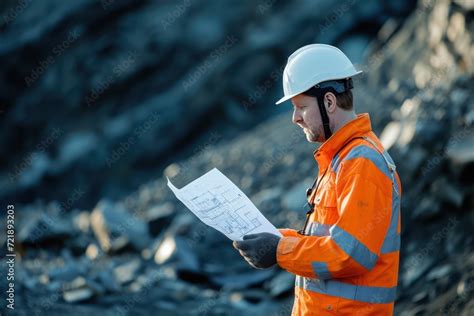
top-left (167, 168), bottom-right (281, 241)
top-left (188, 186), bottom-right (263, 236)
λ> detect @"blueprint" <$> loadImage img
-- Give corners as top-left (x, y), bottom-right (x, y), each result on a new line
top-left (167, 168), bottom-right (281, 241)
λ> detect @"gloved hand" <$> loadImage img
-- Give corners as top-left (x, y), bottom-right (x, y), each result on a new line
top-left (232, 232), bottom-right (281, 269)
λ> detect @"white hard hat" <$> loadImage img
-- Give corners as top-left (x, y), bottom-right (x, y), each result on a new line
top-left (275, 44), bottom-right (362, 105)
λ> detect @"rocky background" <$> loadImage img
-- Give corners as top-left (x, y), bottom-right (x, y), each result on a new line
top-left (1, 0), bottom-right (473, 315)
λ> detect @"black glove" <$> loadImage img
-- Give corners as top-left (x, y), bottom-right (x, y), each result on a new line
top-left (232, 232), bottom-right (281, 269)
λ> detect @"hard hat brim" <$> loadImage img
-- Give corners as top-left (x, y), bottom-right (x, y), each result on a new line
top-left (275, 70), bottom-right (363, 105)
top-left (275, 93), bottom-right (299, 105)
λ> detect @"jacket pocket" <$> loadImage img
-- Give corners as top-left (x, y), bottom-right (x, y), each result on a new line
top-left (314, 189), bottom-right (338, 223)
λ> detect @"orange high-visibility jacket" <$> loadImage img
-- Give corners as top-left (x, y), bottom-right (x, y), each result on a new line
top-left (277, 113), bottom-right (401, 315)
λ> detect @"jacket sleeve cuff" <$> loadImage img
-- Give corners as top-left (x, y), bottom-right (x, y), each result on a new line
top-left (276, 236), bottom-right (301, 271)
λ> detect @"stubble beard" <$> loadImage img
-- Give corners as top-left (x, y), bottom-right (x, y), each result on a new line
top-left (304, 128), bottom-right (321, 143)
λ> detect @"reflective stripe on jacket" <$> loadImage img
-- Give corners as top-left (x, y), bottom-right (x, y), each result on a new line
top-left (277, 113), bottom-right (402, 315)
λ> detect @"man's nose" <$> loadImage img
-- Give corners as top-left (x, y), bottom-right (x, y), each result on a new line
top-left (292, 110), bottom-right (302, 125)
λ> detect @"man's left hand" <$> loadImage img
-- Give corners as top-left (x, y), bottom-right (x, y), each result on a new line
top-left (232, 232), bottom-right (281, 269)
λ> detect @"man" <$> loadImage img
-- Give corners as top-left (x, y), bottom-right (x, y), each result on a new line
top-left (233, 44), bottom-right (401, 315)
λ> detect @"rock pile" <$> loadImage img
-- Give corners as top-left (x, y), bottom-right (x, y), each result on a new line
top-left (0, 0), bottom-right (415, 210)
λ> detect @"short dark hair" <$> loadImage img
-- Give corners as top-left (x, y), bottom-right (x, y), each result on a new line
top-left (336, 90), bottom-right (353, 110)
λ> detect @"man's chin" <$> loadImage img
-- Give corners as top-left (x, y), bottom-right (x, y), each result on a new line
top-left (303, 129), bottom-right (322, 143)
top-left (305, 131), bottom-right (324, 143)
top-left (305, 133), bottom-right (319, 143)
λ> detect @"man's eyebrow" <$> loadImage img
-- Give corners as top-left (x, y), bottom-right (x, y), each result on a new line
top-left (293, 103), bottom-right (304, 109)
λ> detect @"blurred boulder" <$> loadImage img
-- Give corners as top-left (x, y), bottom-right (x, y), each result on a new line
top-left (145, 202), bottom-right (175, 236)
top-left (18, 207), bottom-right (74, 245)
top-left (211, 269), bottom-right (275, 290)
top-left (154, 234), bottom-right (200, 273)
top-left (265, 270), bottom-right (295, 298)
top-left (90, 199), bottom-right (150, 253)
top-left (113, 259), bottom-right (142, 285)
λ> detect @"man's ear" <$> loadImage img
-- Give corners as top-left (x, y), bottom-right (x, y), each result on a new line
top-left (324, 92), bottom-right (337, 113)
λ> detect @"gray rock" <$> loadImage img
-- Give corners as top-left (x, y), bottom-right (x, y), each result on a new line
top-left (399, 147), bottom-right (429, 175)
top-left (66, 276), bottom-right (88, 290)
top-left (129, 268), bottom-right (162, 292)
top-left (238, 289), bottom-right (269, 305)
top-left (266, 271), bottom-right (295, 297)
top-left (402, 253), bottom-right (436, 288)
top-left (61, 274), bottom-right (105, 298)
top-left (91, 199), bottom-right (150, 253)
top-left (211, 269), bottom-right (275, 290)
top-left (63, 288), bottom-right (94, 303)
top-left (48, 263), bottom-right (84, 283)
top-left (113, 259), bottom-right (142, 285)
top-left (145, 203), bottom-right (175, 236)
top-left (432, 178), bottom-right (464, 208)
top-left (57, 132), bottom-right (99, 170)
top-left (96, 270), bottom-right (121, 293)
top-left (18, 211), bottom-right (74, 245)
top-left (412, 196), bottom-right (441, 221)
top-left (16, 151), bottom-right (51, 189)
top-left (426, 264), bottom-right (453, 281)
top-left (446, 129), bottom-right (474, 167)
top-left (228, 289), bottom-right (268, 313)
top-left (411, 290), bottom-right (428, 303)
top-left (154, 235), bottom-right (200, 272)
top-left (85, 278), bottom-right (106, 296)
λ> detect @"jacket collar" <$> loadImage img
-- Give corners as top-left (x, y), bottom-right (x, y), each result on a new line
top-left (314, 113), bottom-right (372, 168)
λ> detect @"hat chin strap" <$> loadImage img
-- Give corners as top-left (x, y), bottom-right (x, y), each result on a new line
top-left (315, 93), bottom-right (332, 141)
